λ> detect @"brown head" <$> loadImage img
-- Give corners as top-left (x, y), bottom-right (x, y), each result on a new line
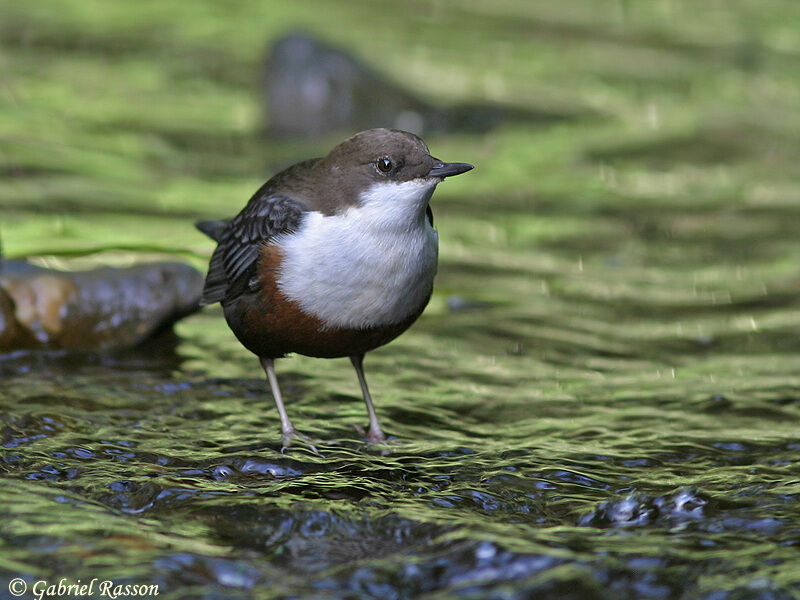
top-left (307, 128), bottom-right (473, 214)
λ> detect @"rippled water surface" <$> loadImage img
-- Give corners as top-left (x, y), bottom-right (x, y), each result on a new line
top-left (3, 1), bottom-right (800, 599)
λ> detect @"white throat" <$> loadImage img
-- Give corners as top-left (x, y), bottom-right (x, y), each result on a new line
top-left (275, 179), bottom-right (439, 329)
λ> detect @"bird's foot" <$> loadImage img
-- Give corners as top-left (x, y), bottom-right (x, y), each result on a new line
top-left (281, 428), bottom-right (320, 455)
top-left (353, 424), bottom-right (388, 445)
top-left (367, 429), bottom-right (387, 445)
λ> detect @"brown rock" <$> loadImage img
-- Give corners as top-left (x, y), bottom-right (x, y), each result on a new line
top-left (0, 261), bottom-right (204, 352)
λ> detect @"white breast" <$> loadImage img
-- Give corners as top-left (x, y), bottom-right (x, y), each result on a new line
top-left (275, 180), bottom-right (439, 329)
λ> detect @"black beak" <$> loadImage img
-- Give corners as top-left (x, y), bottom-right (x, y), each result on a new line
top-left (428, 161), bottom-right (474, 179)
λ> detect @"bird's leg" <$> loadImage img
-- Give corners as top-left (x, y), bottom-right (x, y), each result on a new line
top-left (350, 354), bottom-right (387, 443)
top-left (259, 357), bottom-right (317, 453)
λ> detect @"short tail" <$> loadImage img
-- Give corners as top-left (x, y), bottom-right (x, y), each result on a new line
top-left (195, 220), bottom-right (229, 242)
top-left (196, 219), bottom-right (231, 305)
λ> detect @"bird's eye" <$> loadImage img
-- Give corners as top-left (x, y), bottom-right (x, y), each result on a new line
top-left (377, 157), bottom-right (393, 173)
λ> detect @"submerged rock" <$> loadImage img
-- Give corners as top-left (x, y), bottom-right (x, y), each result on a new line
top-left (579, 489), bottom-right (709, 529)
top-left (0, 260), bottom-right (203, 352)
top-left (263, 32), bottom-right (577, 139)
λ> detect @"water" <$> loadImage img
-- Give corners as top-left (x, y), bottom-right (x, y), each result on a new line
top-left (3, 1), bottom-right (800, 598)
top-left (3, 300), bottom-right (799, 598)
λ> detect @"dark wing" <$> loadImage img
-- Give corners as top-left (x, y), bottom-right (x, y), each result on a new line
top-left (198, 192), bottom-right (305, 306)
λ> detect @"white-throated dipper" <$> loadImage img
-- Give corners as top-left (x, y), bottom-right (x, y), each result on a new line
top-left (196, 128), bottom-right (473, 448)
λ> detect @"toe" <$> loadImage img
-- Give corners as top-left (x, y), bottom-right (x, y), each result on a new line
top-left (281, 428), bottom-right (321, 455)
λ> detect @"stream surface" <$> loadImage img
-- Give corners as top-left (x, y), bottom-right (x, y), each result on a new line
top-left (3, 2), bottom-right (800, 599)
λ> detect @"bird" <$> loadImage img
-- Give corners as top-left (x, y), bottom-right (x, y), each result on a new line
top-left (196, 128), bottom-right (473, 449)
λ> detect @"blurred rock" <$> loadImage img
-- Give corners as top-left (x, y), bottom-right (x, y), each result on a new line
top-left (263, 32), bottom-right (576, 139)
top-left (0, 259), bottom-right (204, 353)
top-left (446, 295), bottom-right (491, 313)
top-left (0, 285), bottom-right (36, 350)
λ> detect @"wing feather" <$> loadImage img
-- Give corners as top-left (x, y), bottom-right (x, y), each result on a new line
top-left (198, 193), bottom-right (305, 306)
